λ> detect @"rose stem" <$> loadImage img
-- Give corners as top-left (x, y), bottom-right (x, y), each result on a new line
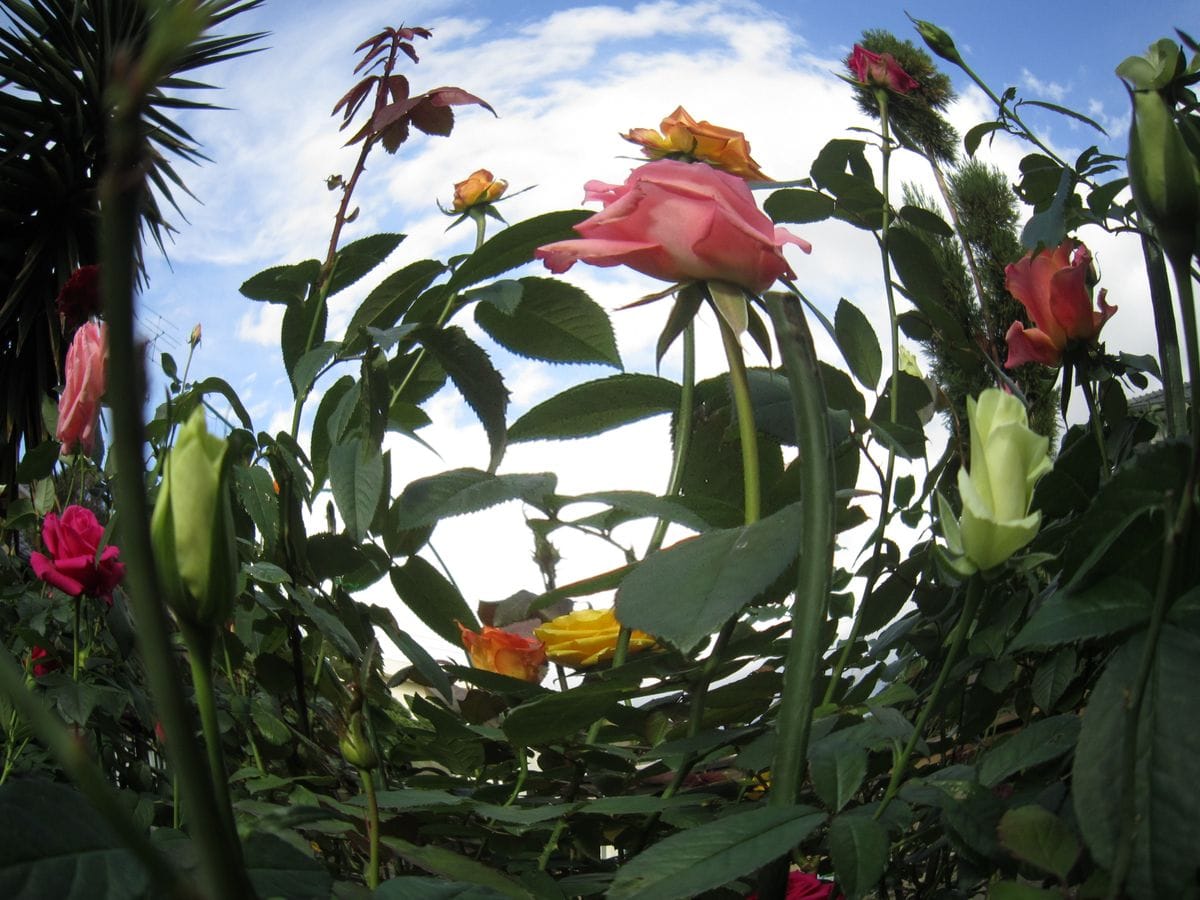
top-left (875, 574), bottom-right (983, 819)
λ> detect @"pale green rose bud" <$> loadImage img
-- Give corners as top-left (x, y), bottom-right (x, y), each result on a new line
top-left (1125, 87), bottom-right (1200, 262)
top-left (908, 16), bottom-right (963, 67)
top-left (151, 408), bottom-right (238, 629)
top-left (339, 709), bottom-right (378, 771)
top-left (945, 389), bottom-right (1051, 574)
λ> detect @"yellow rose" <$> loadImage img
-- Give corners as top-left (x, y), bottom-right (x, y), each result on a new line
top-left (451, 168), bottom-right (508, 212)
top-left (622, 106), bottom-right (770, 181)
top-left (535, 608), bottom-right (655, 668)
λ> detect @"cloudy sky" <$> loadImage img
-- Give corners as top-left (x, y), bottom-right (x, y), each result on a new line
top-left (139, 0), bottom-right (1192, 663)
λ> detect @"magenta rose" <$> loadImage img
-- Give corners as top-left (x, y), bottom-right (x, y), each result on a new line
top-left (57, 321), bottom-right (107, 455)
top-left (748, 871), bottom-right (840, 900)
top-left (30, 505), bottom-right (124, 605)
top-left (535, 159), bottom-right (810, 294)
top-left (847, 45), bottom-right (919, 94)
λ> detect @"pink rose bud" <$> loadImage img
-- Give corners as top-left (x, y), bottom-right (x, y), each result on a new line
top-left (57, 321), bottom-right (108, 456)
top-left (847, 44), bottom-right (919, 94)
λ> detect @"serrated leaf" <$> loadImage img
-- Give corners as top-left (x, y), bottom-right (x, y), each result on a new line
top-left (1073, 625), bottom-right (1200, 899)
top-left (607, 805), bottom-right (824, 900)
top-left (292, 341), bottom-right (339, 400)
top-left (380, 837), bottom-right (535, 899)
top-left (615, 503), bottom-right (803, 654)
top-left (475, 277), bottom-right (621, 368)
top-left (393, 469), bottom-right (556, 529)
top-left (830, 815), bottom-right (889, 900)
top-left (327, 232), bottom-right (405, 296)
top-left (561, 491), bottom-right (711, 533)
top-left (446, 210), bottom-right (591, 293)
top-left (0, 780), bottom-right (149, 899)
top-left (809, 739), bottom-right (868, 813)
top-left (509, 374), bottom-right (680, 443)
top-left (390, 558), bottom-right (479, 644)
top-left (1031, 647), bottom-right (1077, 712)
top-left (234, 464), bottom-right (279, 548)
top-left (420, 326), bottom-right (508, 472)
top-left (834, 298), bottom-right (882, 390)
top-left (1010, 578), bottom-right (1151, 649)
top-left (997, 805), bottom-right (1080, 881)
top-left (239, 259), bottom-right (320, 304)
top-left (344, 259), bottom-right (446, 346)
top-left (251, 703), bottom-right (291, 745)
top-left (503, 682), bottom-right (631, 746)
top-left (329, 438), bottom-right (384, 542)
top-left (977, 715), bottom-right (1081, 787)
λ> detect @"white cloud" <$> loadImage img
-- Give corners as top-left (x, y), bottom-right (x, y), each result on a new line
top-left (1020, 67), bottom-right (1069, 103)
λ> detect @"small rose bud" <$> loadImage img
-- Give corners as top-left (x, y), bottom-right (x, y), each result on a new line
top-left (339, 710), bottom-right (378, 770)
top-left (909, 16), bottom-right (963, 67)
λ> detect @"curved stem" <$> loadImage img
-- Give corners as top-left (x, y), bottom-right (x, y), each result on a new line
top-left (646, 323), bottom-right (696, 554)
top-left (875, 575), bottom-right (983, 819)
top-left (1077, 363), bottom-right (1110, 480)
top-left (72, 597), bottom-right (80, 682)
top-left (1140, 231), bottom-right (1185, 438)
top-left (765, 294), bottom-right (836, 808)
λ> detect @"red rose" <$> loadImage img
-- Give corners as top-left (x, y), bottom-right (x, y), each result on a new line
top-left (55, 265), bottom-right (101, 325)
top-left (57, 321), bottom-right (107, 455)
top-left (535, 159), bottom-right (810, 294)
top-left (30, 505), bottom-right (124, 605)
top-left (1003, 239), bottom-right (1116, 368)
top-left (749, 870), bottom-right (840, 900)
top-left (29, 645), bottom-right (60, 678)
top-left (847, 45), bottom-right (919, 94)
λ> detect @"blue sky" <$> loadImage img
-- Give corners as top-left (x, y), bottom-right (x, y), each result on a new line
top-left (138, 0), bottom-right (1192, 660)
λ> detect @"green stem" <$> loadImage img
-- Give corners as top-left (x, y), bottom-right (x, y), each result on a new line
top-left (765, 294), bottom-right (835, 808)
top-left (1077, 364), bottom-right (1111, 479)
top-left (875, 575), bottom-right (983, 819)
top-left (222, 639), bottom-right (265, 774)
top-left (72, 597), bottom-right (80, 682)
top-left (646, 324), bottom-right (696, 554)
top-left (1168, 253), bottom-right (1200, 442)
top-left (101, 59), bottom-right (253, 900)
top-left (505, 748), bottom-right (528, 806)
top-left (360, 765), bottom-right (381, 890)
top-left (182, 623), bottom-right (243, 869)
top-left (717, 316), bottom-right (761, 524)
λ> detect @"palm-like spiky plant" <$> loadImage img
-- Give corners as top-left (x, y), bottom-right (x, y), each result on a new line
top-left (0, 0), bottom-right (263, 503)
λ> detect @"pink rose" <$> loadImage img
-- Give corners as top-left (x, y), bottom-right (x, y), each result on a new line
top-left (748, 870), bottom-right (840, 900)
top-left (847, 45), bottom-right (919, 94)
top-left (30, 505), bottom-right (124, 605)
top-left (29, 645), bottom-right (59, 678)
top-left (1003, 239), bottom-right (1116, 368)
top-left (57, 321), bottom-right (107, 455)
top-left (535, 159), bottom-right (810, 294)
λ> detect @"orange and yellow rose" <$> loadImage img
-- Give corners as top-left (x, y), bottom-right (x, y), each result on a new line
top-left (534, 608), bottom-right (655, 668)
top-left (451, 169), bottom-right (508, 212)
top-left (457, 623), bottom-right (546, 683)
top-left (622, 106), bottom-right (769, 181)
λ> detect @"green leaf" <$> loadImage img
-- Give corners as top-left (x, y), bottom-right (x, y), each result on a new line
top-left (561, 491), bottom-right (711, 533)
top-left (607, 804), bottom-right (824, 900)
top-left (393, 469), bottom-right (556, 529)
top-left (0, 780), bottom-right (149, 899)
top-left (242, 830), bottom-right (333, 900)
top-left (1020, 167), bottom-right (1072, 250)
top-left (887, 226), bottom-right (960, 338)
top-left (234, 464), bottom-right (279, 548)
top-left (1074, 625), bottom-right (1200, 899)
top-left (475, 277), bottom-right (621, 368)
top-left (329, 438), bottom-right (384, 542)
top-left (390, 626), bottom-right (455, 704)
top-left (239, 259), bottom-right (319, 304)
top-left (809, 739), bottom-right (868, 813)
top-left (997, 805), bottom-right (1080, 881)
top-left (390, 557), bottom-right (479, 644)
top-left (1010, 578), bottom-right (1151, 650)
top-left (345, 259), bottom-right (446, 346)
top-left (327, 233), bottom-right (405, 296)
top-left (375, 877), bottom-right (509, 899)
top-left (508, 374), bottom-right (680, 443)
top-left (615, 503), bottom-right (804, 654)
top-left (829, 814), bottom-right (889, 900)
top-left (420, 326), bottom-right (508, 472)
top-left (764, 188), bottom-right (836, 224)
top-left (292, 341), bottom-right (338, 399)
top-left (834, 298), bottom-right (882, 390)
top-left (503, 682), bottom-right (631, 746)
top-left (281, 291), bottom-right (327, 391)
top-left (380, 837), bottom-right (536, 899)
top-left (250, 703), bottom-right (290, 746)
top-left (15, 439), bottom-right (60, 483)
top-left (188, 377), bottom-right (255, 430)
top-left (987, 882), bottom-right (1062, 899)
top-left (977, 715), bottom-right (1080, 787)
top-left (446, 210), bottom-right (591, 293)
top-left (245, 561), bottom-right (291, 585)
top-left (898, 204), bottom-right (954, 237)
top-left (964, 121), bottom-right (1005, 157)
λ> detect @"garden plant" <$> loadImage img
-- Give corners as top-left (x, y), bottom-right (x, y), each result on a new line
top-left (1, 2), bottom-right (1199, 899)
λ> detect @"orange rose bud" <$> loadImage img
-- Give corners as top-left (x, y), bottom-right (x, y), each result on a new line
top-left (622, 106), bottom-right (769, 181)
top-left (451, 169), bottom-right (508, 212)
top-left (457, 623), bottom-right (546, 683)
